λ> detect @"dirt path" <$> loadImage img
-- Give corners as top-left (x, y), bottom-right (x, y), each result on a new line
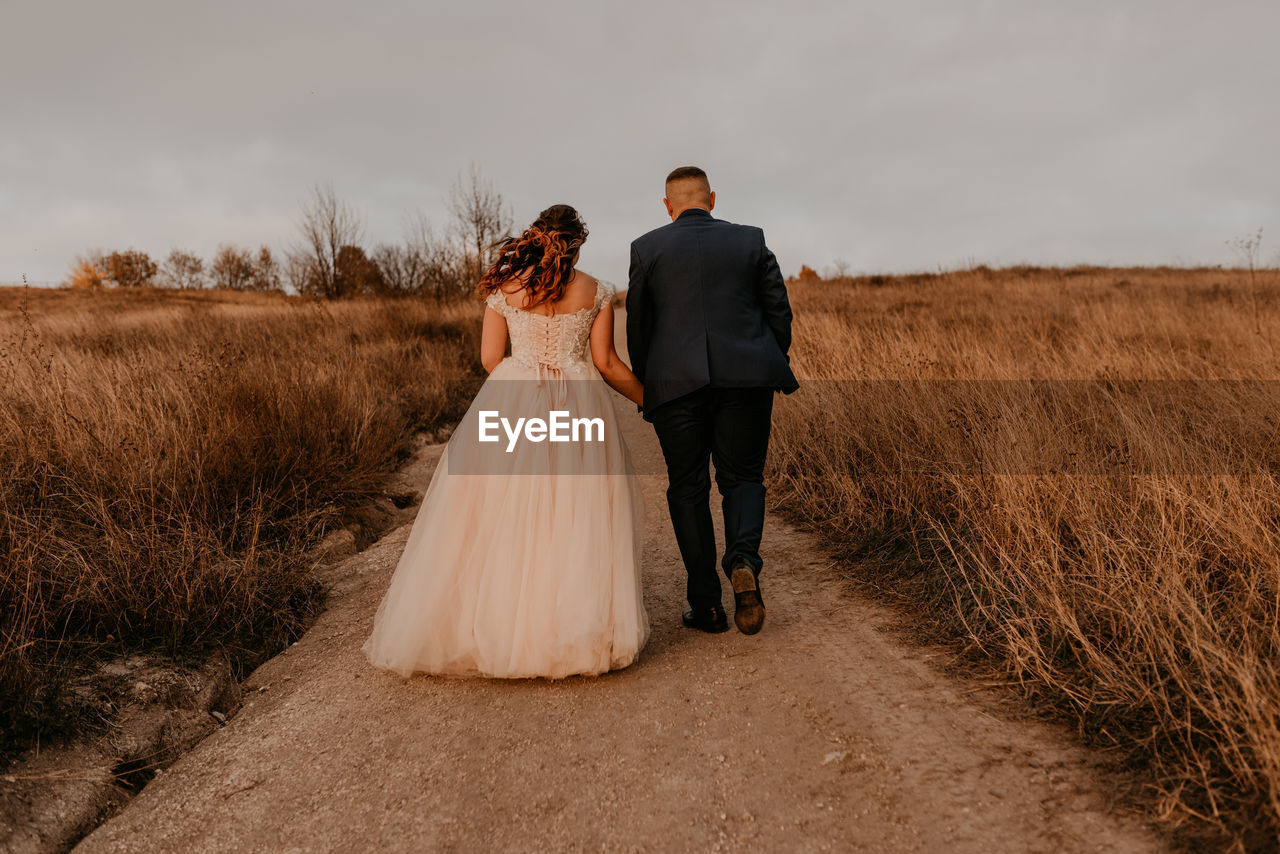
top-left (75, 324), bottom-right (1164, 853)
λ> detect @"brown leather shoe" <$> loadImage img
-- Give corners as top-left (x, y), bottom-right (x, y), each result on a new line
top-left (730, 560), bottom-right (765, 635)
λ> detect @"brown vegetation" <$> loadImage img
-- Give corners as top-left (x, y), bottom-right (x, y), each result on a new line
top-left (289, 170), bottom-right (509, 300)
top-left (448, 163), bottom-right (514, 285)
top-left (59, 167), bottom-right (512, 302)
top-left (66, 257), bottom-right (106, 290)
top-left (0, 286), bottom-right (483, 756)
top-left (207, 244), bottom-right (282, 292)
top-left (769, 264), bottom-right (1280, 849)
top-left (100, 249), bottom-right (159, 288)
top-left (161, 248), bottom-right (207, 290)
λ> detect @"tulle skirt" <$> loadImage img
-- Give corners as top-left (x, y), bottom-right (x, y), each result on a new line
top-left (361, 357), bottom-right (649, 679)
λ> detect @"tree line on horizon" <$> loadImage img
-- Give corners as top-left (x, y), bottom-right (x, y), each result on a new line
top-left (63, 165), bottom-right (513, 301)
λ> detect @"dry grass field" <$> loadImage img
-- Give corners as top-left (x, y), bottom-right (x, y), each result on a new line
top-left (0, 286), bottom-right (483, 756)
top-left (8, 270), bottom-right (1280, 848)
top-left (770, 265), bottom-right (1280, 849)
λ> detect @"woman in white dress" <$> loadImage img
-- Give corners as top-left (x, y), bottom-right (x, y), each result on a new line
top-left (362, 205), bottom-right (649, 679)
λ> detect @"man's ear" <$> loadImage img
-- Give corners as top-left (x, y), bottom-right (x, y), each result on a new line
top-left (708, 191), bottom-right (716, 212)
top-left (663, 197), bottom-right (675, 219)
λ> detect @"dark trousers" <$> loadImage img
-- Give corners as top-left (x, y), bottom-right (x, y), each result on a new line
top-left (649, 386), bottom-right (774, 609)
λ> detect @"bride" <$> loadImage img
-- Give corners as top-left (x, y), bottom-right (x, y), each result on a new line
top-left (361, 204), bottom-right (650, 679)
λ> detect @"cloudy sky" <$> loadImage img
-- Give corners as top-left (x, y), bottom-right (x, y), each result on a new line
top-left (3, 0), bottom-right (1278, 286)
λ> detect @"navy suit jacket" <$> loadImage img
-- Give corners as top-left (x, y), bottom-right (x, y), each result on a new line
top-left (626, 208), bottom-right (798, 420)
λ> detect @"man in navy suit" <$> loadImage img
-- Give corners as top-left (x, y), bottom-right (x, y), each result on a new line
top-left (626, 166), bottom-right (798, 635)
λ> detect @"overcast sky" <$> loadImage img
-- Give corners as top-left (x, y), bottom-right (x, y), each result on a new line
top-left (3, 0), bottom-right (1278, 286)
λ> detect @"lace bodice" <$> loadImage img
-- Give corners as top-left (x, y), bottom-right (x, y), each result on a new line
top-left (486, 280), bottom-right (614, 370)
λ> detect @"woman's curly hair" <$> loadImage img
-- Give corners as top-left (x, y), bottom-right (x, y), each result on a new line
top-left (477, 204), bottom-right (587, 309)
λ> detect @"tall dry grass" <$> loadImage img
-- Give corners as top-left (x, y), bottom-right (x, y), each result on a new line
top-left (769, 266), bottom-right (1280, 849)
top-left (0, 287), bottom-right (482, 753)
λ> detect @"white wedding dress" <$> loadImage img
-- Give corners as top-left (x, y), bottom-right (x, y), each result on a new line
top-left (361, 280), bottom-right (649, 679)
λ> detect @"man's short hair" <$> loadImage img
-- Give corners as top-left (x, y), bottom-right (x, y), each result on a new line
top-left (665, 166), bottom-right (709, 186)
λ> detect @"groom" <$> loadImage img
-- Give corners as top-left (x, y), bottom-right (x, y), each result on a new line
top-left (626, 166), bottom-right (798, 635)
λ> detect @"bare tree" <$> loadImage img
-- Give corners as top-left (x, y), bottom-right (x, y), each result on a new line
top-left (371, 244), bottom-right (419, 296)
top-left (161, 249), bottom-right (206, 290)
top-left (371, 213), bottom-right (429, 296)
top-left (448, 164), bottom-right (512, 286)
top-left (292, 184), bottom-right (365, 299)
top-left (247, 246), bottom-right (282, 292)
top-left (411, 211), bottom-right (472, 300)
top-left (283, 251), bottom-right (314, 295)
top-left (210, 245), bottom-right (255, 290)
top-left (371, 211), bottom-right (473, 300)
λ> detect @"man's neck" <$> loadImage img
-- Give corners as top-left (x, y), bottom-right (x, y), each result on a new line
top-left (673, 205), bottom-right (711, 220)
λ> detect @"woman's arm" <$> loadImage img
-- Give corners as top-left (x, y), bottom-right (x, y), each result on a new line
top-left (589, 303), bottom-right (644, 407)
top-left (481, 306), bottom-right (508, 373)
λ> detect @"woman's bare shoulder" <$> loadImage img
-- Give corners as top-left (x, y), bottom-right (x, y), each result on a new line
top-left (568, 270), bottom-right (600, 297)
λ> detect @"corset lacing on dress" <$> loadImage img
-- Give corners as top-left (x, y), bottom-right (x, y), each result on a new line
top-left (529, 312), bottom-right (572, 406)
top-left (485, 282), bottom-right (614, 407)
